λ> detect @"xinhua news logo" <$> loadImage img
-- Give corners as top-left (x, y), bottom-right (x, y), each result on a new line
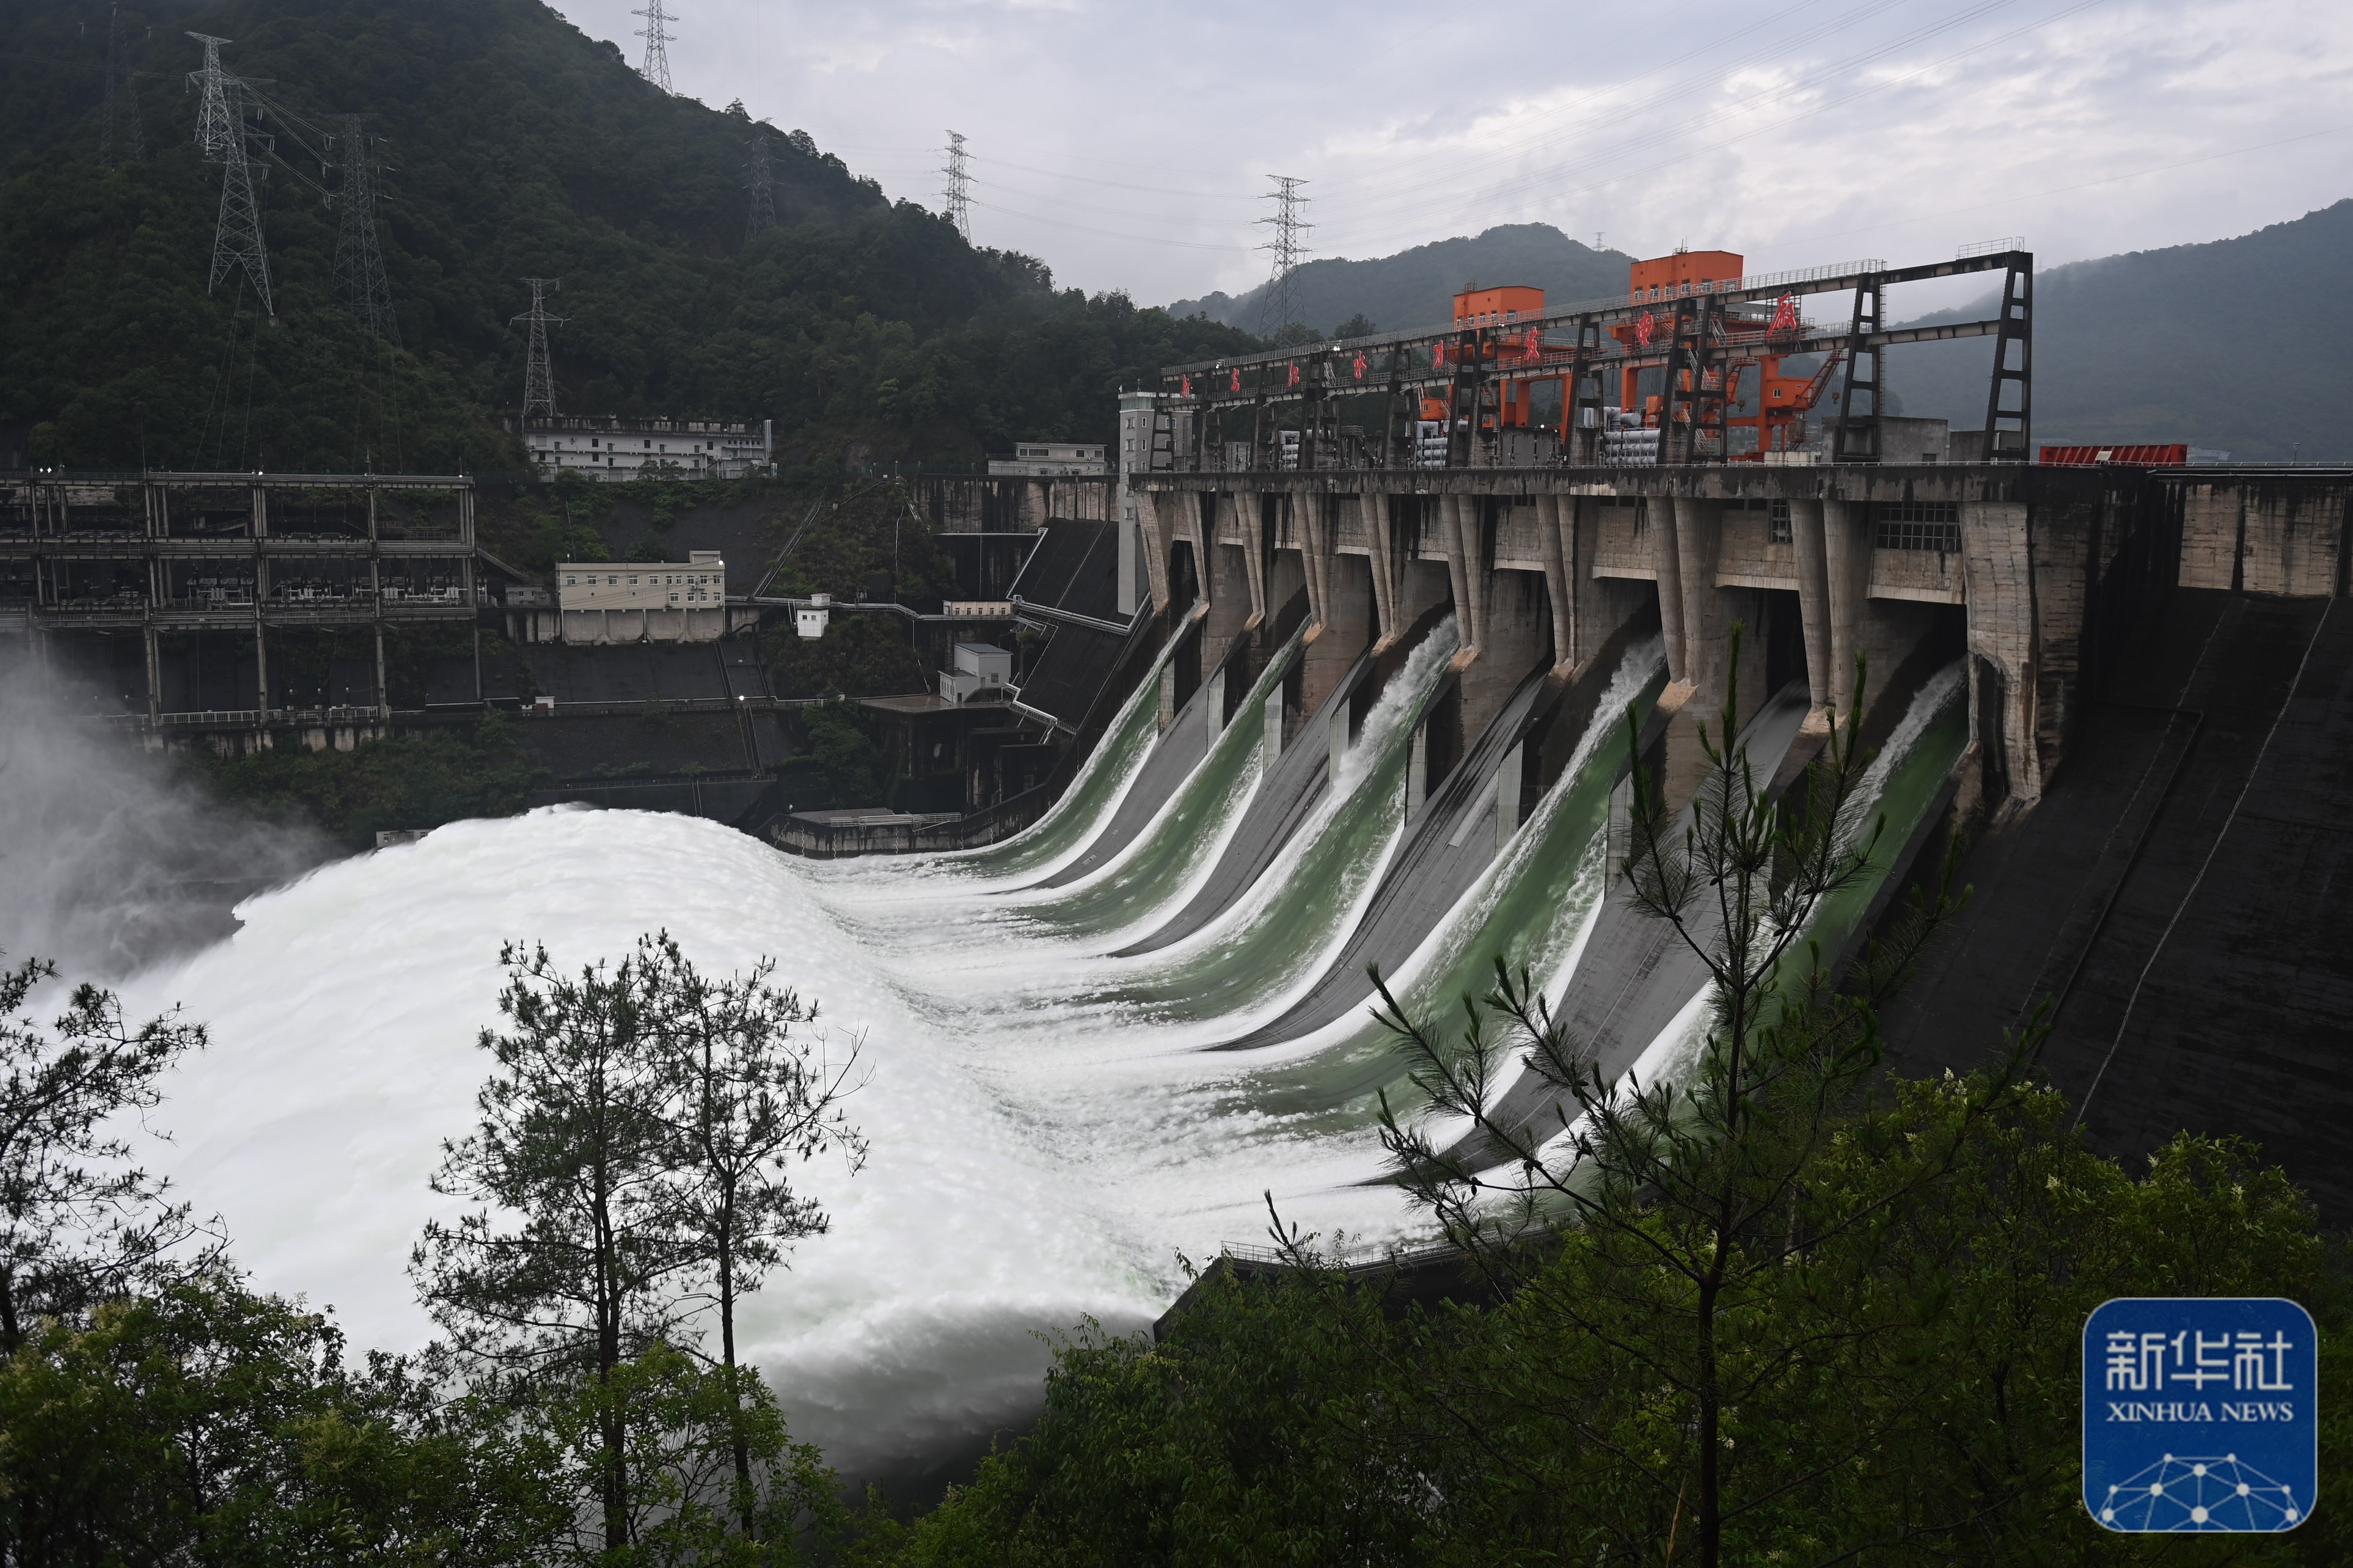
top-left (2083, 1297), bottom-right (2318, 1532)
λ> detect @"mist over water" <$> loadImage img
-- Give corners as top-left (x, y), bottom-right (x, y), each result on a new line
top-left (0, 657), bottom-right (328, 979)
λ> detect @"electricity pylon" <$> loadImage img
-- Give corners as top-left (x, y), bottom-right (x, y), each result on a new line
top-left (100, 5), bottom-right (147, 168)
top-left (940, 131), bottom-right (971, 241)
top-left (334, 115), bottom-right (400, 345)
top-left (633, 0), bottom-right (674, 93)
top-left (514, 279), bottom-right (565, 423)
top-left (745, 129), bottom-right (776, 242)
top-left (188, 33), bottom-right (274, 320)
top-left (1255, 175), bottom-right (1312, 340)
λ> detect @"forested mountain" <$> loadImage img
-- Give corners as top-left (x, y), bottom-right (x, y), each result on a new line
top-left (0, 0), bottom-right (1253, 474)
top-left (1166, 223), bottom-right (1633, 338)
top-left (1885, 200), bottom-right (2353, 462)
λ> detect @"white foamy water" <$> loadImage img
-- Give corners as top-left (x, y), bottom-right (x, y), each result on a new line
top-left (114, 803), bottom-right (1406, 1480)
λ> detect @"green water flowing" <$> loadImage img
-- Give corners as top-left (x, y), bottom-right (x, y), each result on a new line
top-left (1103, 620), bottom-right (1460, 1023)
top-left (1241, 655), bottom-right (1671, 1121)
top-left (1012, 627), bottom-right (1307, 938)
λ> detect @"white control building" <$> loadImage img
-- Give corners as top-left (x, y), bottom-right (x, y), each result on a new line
top-left (515, 417), bottom-right (774, 481)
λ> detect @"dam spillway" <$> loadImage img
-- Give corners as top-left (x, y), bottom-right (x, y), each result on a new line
top-left (111, 515), bottom-right (1975, 1489)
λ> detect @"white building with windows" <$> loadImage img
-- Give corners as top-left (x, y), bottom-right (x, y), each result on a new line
top-left (987, 441), bottom-right (1107, 476)
top-left (513, 416), bottom-right (774, 481)
top-left (555, 550), bottom-right (730, 643)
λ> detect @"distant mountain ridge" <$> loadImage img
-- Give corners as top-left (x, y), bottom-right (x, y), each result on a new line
top-left (1167, 223), bottom-right (1633, 337)
top-left (1886, 200), bottom-right (2353, 462)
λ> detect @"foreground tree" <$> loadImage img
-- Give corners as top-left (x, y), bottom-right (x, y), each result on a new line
top-left (0, 1267), bottom-right (563, 1566)
top-left (412, 939), bottom-right (697, 1554)
top-left (640, 935), bottom-right (867, 1539)
top-left (0, 952), bottom-right (213, 1350)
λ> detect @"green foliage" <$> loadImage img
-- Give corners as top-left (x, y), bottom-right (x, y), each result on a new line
top-left (529, 1343), bottom-right (844, 1567)
top-left (189, 713), bottom-right (547, 850)
top-left (871, 1100), bottom-right (2346, 1566)
top-left (0, 1), bottom-right (1257, 473)
top-left (0, 955), bottom-right (210, 1349)
top-left (0, 1270), bottom-right (563, 1567)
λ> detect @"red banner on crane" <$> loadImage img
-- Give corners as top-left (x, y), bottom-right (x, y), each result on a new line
top-left (1229, 367), bottom-right (1242, 393)
top-left (1179, 376), bottom-right (1191, 397)
top-left (1352, 352), bottom-right (1367, 381)
top-left (1769, 293), bottom-right (1799, 335)
top-left (1286, 363), bottom-right (1300, 387)
top-left (1523, 328), bottom-right (1541, 362)
top-left (1636, 312), bottom-right (1655, 349)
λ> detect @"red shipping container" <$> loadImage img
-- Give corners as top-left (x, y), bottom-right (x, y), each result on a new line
top-left (2038, 443), bottom-right (2189, 466)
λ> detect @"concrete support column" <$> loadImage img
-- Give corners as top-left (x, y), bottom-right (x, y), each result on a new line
top-left (1445, 493), bottom-right (1487, 655)
top-left (1960, 500), bottom-right (2043, 812)
top-left (1821, 498), bottom-right (1875, 719)
top-left (254, 619), bottom-right (270, 716)
top-left (374, 623), bottom-right (389, 717)
top-left (1650, 497), bottom-right (1689, 685)
top-left (1364, 492), bottom-right (1401, 648)
top-left (1298, 490), bottom-right (1333, 633)
top-left (1138, 490), bottom-right (1177, 613)
top-left (1672, 495), bottom-right (1727, 702)
top-left (1788, 498), bottom-right (1834, 712)
top-left (1237, 491), bottom-right (1270, 629)
top-left (1537, 492), bottom-right (1575, 669)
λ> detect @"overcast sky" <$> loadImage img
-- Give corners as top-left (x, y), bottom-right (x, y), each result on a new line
top-left (552, 0), bottom-right (2352, 315)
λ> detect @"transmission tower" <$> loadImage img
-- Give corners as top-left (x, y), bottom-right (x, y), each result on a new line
top-left (633, 0), bottom-right (675, 93)
top-left (187, 34), bottom-right (274, 320)
top-left (188, 32), bottom-right (236, 159)
top-left (513, 279), bottom-right (565, 423)
top-left (744, 129), bottom-right (776, 242)
top-left (1254, 175), bottom-right (1312, 339)
top-left (334, 115), bottom-right (400, 345)
top-left (99, 5), bottom-right (147, 169)
top-left (940, 131), bottom-right (971, 241)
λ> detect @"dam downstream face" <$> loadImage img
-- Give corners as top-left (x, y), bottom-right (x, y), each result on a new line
top-left (103, 637), bottom-right (1967, 1486)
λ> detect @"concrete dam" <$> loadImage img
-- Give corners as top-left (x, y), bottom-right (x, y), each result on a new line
top-left (39, 247), bottom-right (2352, 1489)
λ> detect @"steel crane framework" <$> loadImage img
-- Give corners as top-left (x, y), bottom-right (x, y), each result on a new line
top-left (1154, 249), bottom-right (2033, 472)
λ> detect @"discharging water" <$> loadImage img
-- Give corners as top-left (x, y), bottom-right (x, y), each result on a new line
top-left (81, 636), bottom-right (1967, 1487)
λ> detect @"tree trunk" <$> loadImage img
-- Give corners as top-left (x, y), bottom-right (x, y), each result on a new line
top-left (0, 1263), bottom-right (19, 1354)
top-left (721, 1191), bottom-right (756, 1538)
top-left (595, 1165), bottom-right (631, 1553)
top-left (1697, 1274), bottom-right (1720, 1568)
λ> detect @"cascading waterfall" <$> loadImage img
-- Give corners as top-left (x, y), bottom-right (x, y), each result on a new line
top-left (89, 632), bottom-right (1968, 1488)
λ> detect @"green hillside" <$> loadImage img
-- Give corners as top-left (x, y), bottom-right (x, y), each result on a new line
top-left (0, 0), bottom-right (1253, 474)
top-left (1166, 222), bottom-right (1633, 338)
top-left (1887, 200), bottom-right (2353, 461)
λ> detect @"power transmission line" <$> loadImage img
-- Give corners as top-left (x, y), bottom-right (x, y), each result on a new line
top-left (187, 33), bottom-right (274, 321)
top-left (940, 130), bottom-right (971, 240)
top-left (1254, 175), bottom-right (1311, 338)
top-left (334, 115), bottom-right (400, 345)
top-left (745, 127), bottom-right (776, 241)
top-left (513, 279), bottom-right (565, 423)
top-left (633, 0), bottom-right (674, 94)
top-left (99, 5), bottom-right (145, 168)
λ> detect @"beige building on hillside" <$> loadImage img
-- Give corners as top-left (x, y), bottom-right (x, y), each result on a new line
top-left (554, 550), bottom-right (730, 643)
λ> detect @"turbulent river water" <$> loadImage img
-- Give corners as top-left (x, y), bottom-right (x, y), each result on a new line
top-left (93, 634), bottom-right (1967, 1484)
